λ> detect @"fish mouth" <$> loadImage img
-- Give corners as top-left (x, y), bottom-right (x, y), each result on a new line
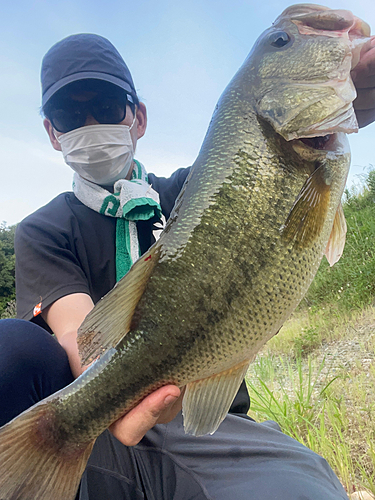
top-left (298, 134), bottom-right (337, 151)
top-left (290, 132), bottom-right (349, 160)
top-left (289, 105), bottom-right (357, 155)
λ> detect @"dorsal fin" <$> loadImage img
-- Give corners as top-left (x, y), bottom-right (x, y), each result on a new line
top-left (77, 245), bottom-right (159, 365)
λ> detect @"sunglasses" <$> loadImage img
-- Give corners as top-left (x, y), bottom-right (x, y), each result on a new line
top-left (48, 92), bottom-right (135, 133)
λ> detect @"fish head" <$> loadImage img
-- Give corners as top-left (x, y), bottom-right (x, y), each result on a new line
top-left (251, 3), bottom-right (371, 146)
top-left (237, 5), bottom-right (372, 265)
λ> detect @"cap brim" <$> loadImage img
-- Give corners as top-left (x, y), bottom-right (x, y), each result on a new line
top-left (42, 71), bottom-right (136, 107)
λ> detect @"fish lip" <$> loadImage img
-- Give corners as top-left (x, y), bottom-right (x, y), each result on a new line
top-left (282, 103), bottom-right (359, 142)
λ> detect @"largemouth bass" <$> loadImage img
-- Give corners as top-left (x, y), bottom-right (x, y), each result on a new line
top-left (0, 4), bottom-right (372, 499)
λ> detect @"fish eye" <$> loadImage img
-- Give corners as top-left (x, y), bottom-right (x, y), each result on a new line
top-left (269, 31), bottom-right (291, 48)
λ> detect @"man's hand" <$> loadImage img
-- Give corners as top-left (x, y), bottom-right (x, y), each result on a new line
top-left (352, 37), bottom-right (375, 128)
top-left (109, 385), bottom-right (183, 446)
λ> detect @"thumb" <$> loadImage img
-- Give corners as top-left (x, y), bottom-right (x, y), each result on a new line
top-left (109, 385), bottom-right (181, 446)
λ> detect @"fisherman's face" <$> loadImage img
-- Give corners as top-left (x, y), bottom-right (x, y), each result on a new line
top-left (43, 81), bottom-right (147, 156)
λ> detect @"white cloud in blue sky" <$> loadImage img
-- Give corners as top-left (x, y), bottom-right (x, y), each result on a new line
top-left (1, 0), bottom-right (374, 224)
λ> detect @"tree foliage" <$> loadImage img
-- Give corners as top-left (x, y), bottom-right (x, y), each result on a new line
top-left (0, 222), bottom-right (16, 316)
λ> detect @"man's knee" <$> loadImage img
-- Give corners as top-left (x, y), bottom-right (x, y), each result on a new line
top-left (0, 318), bottom-right (68, 370)
top-left (0, 319), bottom-right (74, 426)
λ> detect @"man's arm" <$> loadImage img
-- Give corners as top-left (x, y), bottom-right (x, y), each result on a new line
top-left (42, 293), bottom-right (94, 378)
top-left (42, 293), bottom-right (182, 446)
top-left (352, 37), bottom-right (375, 128)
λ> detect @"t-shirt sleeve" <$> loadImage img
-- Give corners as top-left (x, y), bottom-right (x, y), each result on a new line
top-left (15, 203), bottom-right (91, 323)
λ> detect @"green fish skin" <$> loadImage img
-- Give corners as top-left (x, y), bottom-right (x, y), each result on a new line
top-left (0, 4), bottom-right (371, 500)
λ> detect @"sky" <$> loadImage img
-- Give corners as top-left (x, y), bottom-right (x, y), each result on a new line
top-left (0, 0), bottom-right (374, 226)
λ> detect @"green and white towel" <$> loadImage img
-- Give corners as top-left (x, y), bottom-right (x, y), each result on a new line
top-left (73, 159), bottom-right (161, 281)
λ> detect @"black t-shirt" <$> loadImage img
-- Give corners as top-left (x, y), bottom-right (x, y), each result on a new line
top-left (15, 166), bottom-right (250, 415)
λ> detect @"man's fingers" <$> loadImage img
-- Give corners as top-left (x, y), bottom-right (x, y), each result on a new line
top-left (359, 36), bottom-right (375, 56)
top-left (352, 39), bottom-right (375, 87)
top-left (354, 75), bottom-right (375, 90)
top-left (155, 386), bottom-right (185, 424)
top-left (353, 87), bottom-right (375, 110)
top-left (354, 108), bottom-right (375, 129)
top-left (351, 37), bottom-right (375, 128)
top-left (109, 385), bottom-right (181, 446)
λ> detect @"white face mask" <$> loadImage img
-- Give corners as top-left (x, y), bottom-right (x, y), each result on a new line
top-left (57, 117), bottom-right (136, 185)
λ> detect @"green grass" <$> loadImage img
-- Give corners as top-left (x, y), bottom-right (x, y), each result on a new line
top-left (305, 169), bottom-right (375, 314)
top-left (247, 338), bottom-right (375, 495)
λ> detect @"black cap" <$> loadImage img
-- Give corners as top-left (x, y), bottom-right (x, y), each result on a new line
top-left (41, 34), bottom-right (138, 107)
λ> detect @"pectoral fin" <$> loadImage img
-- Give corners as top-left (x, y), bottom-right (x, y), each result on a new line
top-left (77, 245), bottom-right (160, 365)
top-left (325, 202), bottom-right (347, 266)
top-left (281, 164), bottom-right (331, 249)
top-left (182, 359), bottom-right (250, 436)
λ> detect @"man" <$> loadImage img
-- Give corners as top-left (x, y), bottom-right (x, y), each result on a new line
top-left (1, 32), bottom-right (374, 499)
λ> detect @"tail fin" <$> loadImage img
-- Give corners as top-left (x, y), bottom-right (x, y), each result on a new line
top-left (0, 402), bottom-right (95, 500)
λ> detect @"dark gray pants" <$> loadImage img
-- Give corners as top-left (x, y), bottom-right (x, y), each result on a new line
top-left (81, 413), bottom-right (349, 500)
